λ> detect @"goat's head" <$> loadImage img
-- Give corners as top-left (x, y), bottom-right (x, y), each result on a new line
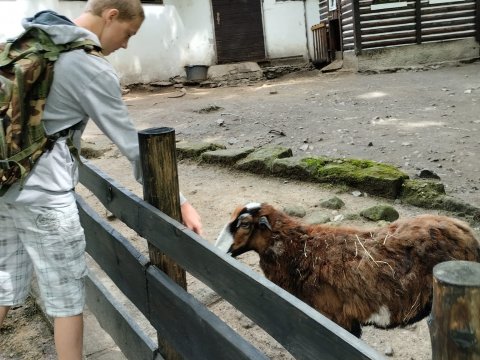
top-left (215, 202), bottom-right (275, 257)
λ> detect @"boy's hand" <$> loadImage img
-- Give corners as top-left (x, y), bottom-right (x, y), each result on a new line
top-left (181, 202), bottom-right (204, 236)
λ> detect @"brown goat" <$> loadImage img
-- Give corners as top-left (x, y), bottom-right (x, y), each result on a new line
top-left (215, 202), bottom-right (480, 337)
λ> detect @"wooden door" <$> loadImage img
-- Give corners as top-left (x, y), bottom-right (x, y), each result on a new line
top-left (211, 0), bottom-right (266, 63)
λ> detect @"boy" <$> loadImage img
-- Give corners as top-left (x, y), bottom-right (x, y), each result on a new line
top-left (0, 1), bottom-right (203, 359)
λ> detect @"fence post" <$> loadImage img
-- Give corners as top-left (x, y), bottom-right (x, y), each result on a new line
top-left (428, 260), bottom-right (480, 360)
top-left (138, 127), bottom-right (185, 360)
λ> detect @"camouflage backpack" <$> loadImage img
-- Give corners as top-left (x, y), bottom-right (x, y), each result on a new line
top-left (0, 26), bottom-right (102, 194)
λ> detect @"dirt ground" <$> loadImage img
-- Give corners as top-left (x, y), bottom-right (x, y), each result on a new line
top-left (1, 61), bottom-right (479, 359)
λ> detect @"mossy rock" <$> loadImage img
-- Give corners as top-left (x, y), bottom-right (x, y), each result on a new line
top-left (271, 157), bottom-right (312, 180)
top-left (235, 146), bottom-right (293, 173)
top-left (401, 180), bottom-right (480, 222)
top-left (302, 157), bottom-right (409, 198)
top-left (320, 196), bottom-right (345, 210)
top-left (201, 147), bottom-right (255, 166)
top-left (304, 211), bottom-right (331, 225)
top-left (176, 142), bottom-right (226, 160)
top-left (399, 179), bottom-right (446, 207)
top-left (344, 213), bottom-right (362, 221)
top-left (360, 205), bottom-right (399, 222)
top-left (283, 205), bottom-right (306, 218)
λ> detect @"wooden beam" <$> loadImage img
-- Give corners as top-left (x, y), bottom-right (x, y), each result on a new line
top-left (77, 195), bottom-right (150, 317)
top-left (146, 267), bottom-right (268, 360)
top-left (85, 272), bottom-right (159, 360)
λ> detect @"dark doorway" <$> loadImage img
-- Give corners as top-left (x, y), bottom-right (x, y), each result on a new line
top-left (211, 0), bottom-right (266, 63)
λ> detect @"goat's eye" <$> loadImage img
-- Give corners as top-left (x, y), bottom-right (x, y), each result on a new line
top-left (237, 220), bottom-right (250, 229)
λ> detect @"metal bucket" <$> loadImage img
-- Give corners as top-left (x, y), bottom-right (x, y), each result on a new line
top-left (184, 65), bottom-right (209, 82)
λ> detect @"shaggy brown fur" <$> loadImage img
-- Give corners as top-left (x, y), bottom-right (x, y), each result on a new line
top-left (215, 203), bottom-right (480, 337)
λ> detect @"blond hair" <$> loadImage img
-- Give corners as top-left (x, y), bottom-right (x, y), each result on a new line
top-left (85, 0), bottom-right (145, 21)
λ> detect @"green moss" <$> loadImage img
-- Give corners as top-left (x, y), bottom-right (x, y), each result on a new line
top-left (300, 157), bottom-right (409, 198)
top-left (302, 156), bottom-right (330, 168)
top-left (302, 157), bottom-right (406, 180)
top-left (400, 179), bottom-right (446, 207)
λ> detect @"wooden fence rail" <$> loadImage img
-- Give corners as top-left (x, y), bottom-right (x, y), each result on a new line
top-left (78, 158), bottom-right (384, 360)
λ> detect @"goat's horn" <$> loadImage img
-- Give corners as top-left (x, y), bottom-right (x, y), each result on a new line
top-left (259, 216), bottom-right (272, 231)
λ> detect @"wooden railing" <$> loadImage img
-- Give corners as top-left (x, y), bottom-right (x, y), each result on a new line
top-left (77, 157), bottom-right (384, 360)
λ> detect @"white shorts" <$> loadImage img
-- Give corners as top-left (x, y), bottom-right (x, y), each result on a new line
top-left (0, 201), bottom-right (87, 317)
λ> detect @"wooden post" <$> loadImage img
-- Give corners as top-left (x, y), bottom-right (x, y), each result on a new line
top-left (428, 260), bottom-right (480, 360)
top-left (476, 0), bottom-right (480, 43)
top-left (352, 0), bottom-right (362, 55)
top-left (415, 0), bottom-right (421, 44)
top-left (138, 127), bottom-right (185, 360)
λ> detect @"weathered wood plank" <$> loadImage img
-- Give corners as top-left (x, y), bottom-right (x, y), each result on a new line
top-left (146, 267), bottom-right (268, 360)
top-left (362, 31), bottom-right (417, 41)
top-left (422, 3), bottom-right (475, 15)
top-left (360, 9), bottom-right (415, 21)
top-left (362, 37), bottom-right (417, 49)
top-left (79, 160), bottom-right (384, 360)
top-left (422, 24), bottom-right (475, 34)
top-left (79, 160), bottom-right (141, 228)
top-left (361, 24), bottom-right (415, 36)
top-left (85, 272), bottom-right (160, 360)
top-left (77, 195), bottom-right (150, 317)
top-left (422, 31), bottom-right (476, 42)
top-left (421, 10), bottom-right (475, 22)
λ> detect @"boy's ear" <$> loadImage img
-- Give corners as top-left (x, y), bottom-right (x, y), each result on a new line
top-left (103, 8), bottom-right (119, 22)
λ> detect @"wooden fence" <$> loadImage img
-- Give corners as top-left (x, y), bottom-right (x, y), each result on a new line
top-left (77, 158), bottom-right (384, 360)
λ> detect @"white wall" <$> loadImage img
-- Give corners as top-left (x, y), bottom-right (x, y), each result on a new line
top-left (109, 0), bottom-right (216, 84)
top-left (0, 0), bottom-right (318, 85)
top-left (0, 0), bottom-right (215, 84)
top-left (0, 0), bottom-right (86, 39)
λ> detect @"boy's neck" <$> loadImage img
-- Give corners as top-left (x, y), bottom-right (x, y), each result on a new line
top-left (74, 12), bottom-right (104, 38)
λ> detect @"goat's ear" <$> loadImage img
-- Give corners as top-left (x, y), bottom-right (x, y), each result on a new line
top-left (259, 216), bottom-right (272, 231)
